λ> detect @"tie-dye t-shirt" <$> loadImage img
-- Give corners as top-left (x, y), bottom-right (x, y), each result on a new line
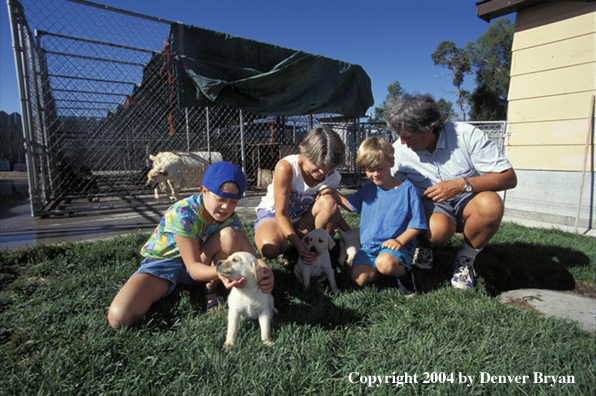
top-left (141, 193), bottom-right (243, 259)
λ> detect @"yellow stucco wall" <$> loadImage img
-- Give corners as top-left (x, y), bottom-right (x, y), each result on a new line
top-left (506, 1), bottom-right (596, 171)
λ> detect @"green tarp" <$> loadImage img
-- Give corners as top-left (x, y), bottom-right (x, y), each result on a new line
top-left (171, 23), bottom-right (374, 117)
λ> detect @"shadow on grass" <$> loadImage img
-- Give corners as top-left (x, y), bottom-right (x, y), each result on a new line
top-left (414, 241), bottom-right (589, 297)
top-left (267, 245), bottom-right (365, 330)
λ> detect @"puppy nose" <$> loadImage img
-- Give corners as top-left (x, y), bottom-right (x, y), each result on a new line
top-left (309, 246), bottom-right (317, 253)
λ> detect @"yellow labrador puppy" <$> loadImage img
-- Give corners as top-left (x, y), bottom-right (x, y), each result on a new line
top-left (294, 228), bottom-right (339, 295)
top-left (337, 227), bottom-right (360, 268)
top-left (216, 252), bottom-right (276, 351)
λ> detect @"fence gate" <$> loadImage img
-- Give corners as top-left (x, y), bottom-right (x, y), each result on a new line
top-left (7, 0), bottom-right (363, 216)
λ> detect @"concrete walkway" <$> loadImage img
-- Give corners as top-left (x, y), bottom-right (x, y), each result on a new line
top-left (500, 289), bottom-right (595, 334)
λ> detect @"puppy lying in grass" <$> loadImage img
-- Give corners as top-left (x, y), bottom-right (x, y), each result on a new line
top-left (294, 228), bottom-right (339, 295)
top-left (216, 252), bottom-right (276, 351)
top-left (337, 227), bottom-right (360, 268)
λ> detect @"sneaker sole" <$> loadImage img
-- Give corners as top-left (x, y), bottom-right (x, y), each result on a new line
top-left (451, 279), bottom-right (474, 289)
top-left (415, 263), bottom-right (433, 270)
top-left (398, 272), bottom-right (417, 297)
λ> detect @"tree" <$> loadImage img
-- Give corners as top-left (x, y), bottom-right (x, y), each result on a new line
top-left (372, 80), bottom-right (409, 122)
top-left (437, 98), bottom-right (458, 121)
top-left (431, 41), bottom-right (471, 120)
top-left (466, 18), bottom-right (514, 121)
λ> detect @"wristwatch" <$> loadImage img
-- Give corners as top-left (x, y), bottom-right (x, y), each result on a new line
top-left (463, 177), bottom-right (473, 193)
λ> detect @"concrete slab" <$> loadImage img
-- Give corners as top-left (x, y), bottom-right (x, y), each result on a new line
top-left (0, 195), bottom-right (262, 251)
top-left (500, 289), bottom-right (596, 334)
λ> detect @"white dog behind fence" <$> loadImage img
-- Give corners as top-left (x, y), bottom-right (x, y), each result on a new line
top-left (146, 148), bottom-right (223, 201)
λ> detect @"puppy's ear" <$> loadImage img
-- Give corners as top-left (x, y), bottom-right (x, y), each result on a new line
top-left (301, 234), bottom-right (308, 243)
top-left (327, 233), bottom-right (336, 250)
top-left (252, 261), bottom-right (265, 283)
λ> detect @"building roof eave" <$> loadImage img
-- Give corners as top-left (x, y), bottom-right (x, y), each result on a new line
top-left (477, 0), bottom-right (548, 22)
top-left (477, 0), bottom-right (596, 22)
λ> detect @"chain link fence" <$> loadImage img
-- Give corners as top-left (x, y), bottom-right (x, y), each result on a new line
top-left (8, 0), bottom-right (506, 216)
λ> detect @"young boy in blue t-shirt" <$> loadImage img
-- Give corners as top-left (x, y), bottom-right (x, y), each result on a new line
top-left (323, 137), bottom-right (427, 295)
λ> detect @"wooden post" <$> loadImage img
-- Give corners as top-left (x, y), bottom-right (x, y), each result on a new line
top-left (574, 95), bottom-right (595, 233)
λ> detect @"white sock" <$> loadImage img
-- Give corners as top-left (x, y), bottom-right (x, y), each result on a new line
top-left (457, 243), bottom-right (482, 259)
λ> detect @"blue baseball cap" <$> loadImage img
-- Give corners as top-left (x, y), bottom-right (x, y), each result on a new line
top-left (202, 161), bottom-right (247, 200)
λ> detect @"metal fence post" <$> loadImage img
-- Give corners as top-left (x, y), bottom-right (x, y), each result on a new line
top-left (206, 107), bottom-right (211, 162)
top-left (8, 0), bottom-right (39, 216)
top-left (240, 110), bottom-right (245, 173)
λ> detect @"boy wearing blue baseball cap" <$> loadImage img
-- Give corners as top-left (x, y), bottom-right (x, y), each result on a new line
top-left (108, 161), bottom-right (274, 329)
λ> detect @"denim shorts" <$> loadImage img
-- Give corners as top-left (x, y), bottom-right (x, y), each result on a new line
top-left (351, 247), bottom-right (414, 271)
top-left (422, 192), bottom-right (476, 233)
top-left (131, 256), bottom-right (200, 297)
top-left (254, 208), bottom-right (300, 233)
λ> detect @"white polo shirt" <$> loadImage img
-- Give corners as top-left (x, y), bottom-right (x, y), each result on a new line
top-left (391, 122), bottom-right (512, 194)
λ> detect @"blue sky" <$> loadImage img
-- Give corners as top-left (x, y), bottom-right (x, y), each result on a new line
top-left (0, 0), bottom-right (512, 117)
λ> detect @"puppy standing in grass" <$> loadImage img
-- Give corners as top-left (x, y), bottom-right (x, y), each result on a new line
top-left (108, 162), bottom-right (274, 329)
top-left (216, 252), bottom-right (276, 350)
top-left (294, 228), bottom-right (339, 295)
top-left (321, 137), bottom-right (427, 296)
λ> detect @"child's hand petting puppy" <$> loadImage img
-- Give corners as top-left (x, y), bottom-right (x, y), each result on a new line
top-left (218, 275), bottom-right (247, 289)
top-left (218, 264), bottom-right (274, 293)
top-left (257, 266), bottom-right (274, 294)
top-left (382, 239), bottom-right (403, 251)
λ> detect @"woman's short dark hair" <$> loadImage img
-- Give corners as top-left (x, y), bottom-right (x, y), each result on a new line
top-left (386, 93), bottom-right (447, 136)
top-left (299, 126), bottom-right (346, 169)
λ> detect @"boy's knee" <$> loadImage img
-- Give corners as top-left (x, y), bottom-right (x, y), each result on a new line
top-left (107, 305), bottom-right (127, 330)
top-left (351, 267), bottom-right (376, 286)
top-left (219, 226), bottom-right (240, 239)
top-left (350, 272), bottom-right (367, 287)
top-left (375, 255), bottom-right (404, 277)
top-left (218, 227), bottom-right (242, 252)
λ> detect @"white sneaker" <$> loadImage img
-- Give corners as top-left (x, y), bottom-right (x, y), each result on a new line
top-left (413, 245), bottom-right (433, 270)
top-left (451, 253), bottom-right (476, 290)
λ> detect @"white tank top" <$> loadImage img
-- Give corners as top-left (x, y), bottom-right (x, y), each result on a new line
top-left (256, 154), bottom-right (341, 222)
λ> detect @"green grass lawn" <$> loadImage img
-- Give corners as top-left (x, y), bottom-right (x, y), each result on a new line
top-left (1, 214), bottom-right (594, 395)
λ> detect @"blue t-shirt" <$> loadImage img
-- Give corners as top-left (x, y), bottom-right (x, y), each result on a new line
top-left (348, 180), bottom-right (427, 254)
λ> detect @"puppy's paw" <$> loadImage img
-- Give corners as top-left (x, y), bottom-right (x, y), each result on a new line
top-left (262, 340), bottom-right (274, 348)
top-left (223, 342), bottom-right (233, 352)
